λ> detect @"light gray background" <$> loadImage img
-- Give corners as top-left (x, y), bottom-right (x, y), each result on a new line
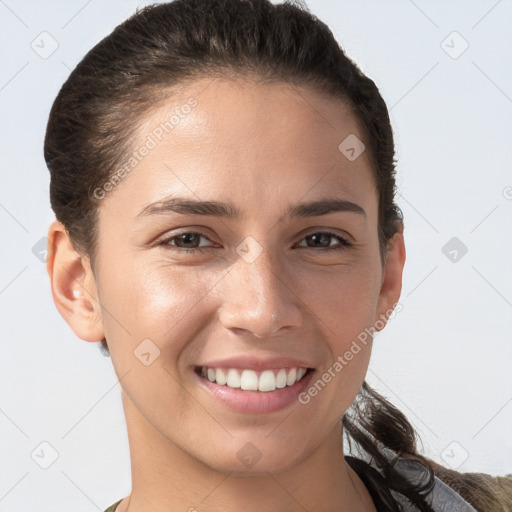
top-left (1, 0), bottom-right (511, 510)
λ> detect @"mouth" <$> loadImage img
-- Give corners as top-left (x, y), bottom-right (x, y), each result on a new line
top-left (194, 365), bottom-right (313, 392)
top-left (193, 364), bottom-right (315, 414)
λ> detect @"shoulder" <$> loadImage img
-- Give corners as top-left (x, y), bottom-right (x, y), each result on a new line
top-left (346, 455), bottom-right (481, 512)
top-left (390, 456), bottom-right (512, 512)
top-left (103, 498), bottom-right (123, 512)
top-left (391, 474), bottom-right (479, 512)
top-left (428, 460), bottom-right (512, 512)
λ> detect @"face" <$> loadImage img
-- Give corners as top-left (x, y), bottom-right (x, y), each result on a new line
top-left (49, 77), bottom-right (404, 475)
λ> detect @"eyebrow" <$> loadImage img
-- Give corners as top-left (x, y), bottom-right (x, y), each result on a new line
top-left (135, 196), bottom-right (366, 221)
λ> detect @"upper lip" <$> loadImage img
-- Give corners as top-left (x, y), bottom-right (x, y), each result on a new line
top-left (195, 356), bottom-right (315, 371)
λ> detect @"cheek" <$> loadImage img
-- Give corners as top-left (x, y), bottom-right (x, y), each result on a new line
top-left (299, 258), bottom-right (382, 343)
top-left (97, 262), bottom-right (216, 429)
top-left (97, 254), bottom-right (215, 369)
top-left (125, 263), bottom-right (213, 344)
top-left (295, 270), bottom-right (379, 420)
top-left (297, 255), bottom-right (382, 399)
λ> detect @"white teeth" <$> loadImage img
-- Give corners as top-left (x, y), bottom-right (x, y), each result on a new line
top-left (297, 367), bottom-right (307, 381)
top-left (258, 370), bottom-right (276, 392)
top-left (226, 369), bottom-right (241, 388)
top-left (200, 366), bottom-right (309, 392)
top-left (276, 369), bottom-right (287, 388)
top-left (240, 370), bottom-right (258, 391)
top-left (216, 368), bottom-right (227, 386)
top-left (286, 368), bottom-right (297, 386)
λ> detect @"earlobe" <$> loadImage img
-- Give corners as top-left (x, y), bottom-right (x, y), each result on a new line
top-left (46, 220), bottom-right (105, 342)
top-left (375, 222), bottom-right (406, 331)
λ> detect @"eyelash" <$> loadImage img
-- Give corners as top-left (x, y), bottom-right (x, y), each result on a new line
top-left (158, 230), bottom-right (352, 254)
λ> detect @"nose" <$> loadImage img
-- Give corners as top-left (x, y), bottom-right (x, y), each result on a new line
top-left (218, 246), bottom-right (303, 339)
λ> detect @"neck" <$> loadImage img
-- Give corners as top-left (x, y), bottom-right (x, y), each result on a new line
top-left (116, 391), bottom-right (376, 512)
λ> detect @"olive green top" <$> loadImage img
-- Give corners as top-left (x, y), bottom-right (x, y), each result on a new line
top-left (103, 498), bottom-right (122, 512)
top-left (102, 455), bottom-right (479, 512)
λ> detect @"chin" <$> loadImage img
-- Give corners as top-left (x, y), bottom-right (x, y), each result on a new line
top-left (196, 441), bottom-right (308, 476)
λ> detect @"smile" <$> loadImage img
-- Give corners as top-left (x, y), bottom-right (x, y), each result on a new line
top-left (197, 366), bottom-right (309, 392)
top-left (193, 357), bottom-right (316, 414)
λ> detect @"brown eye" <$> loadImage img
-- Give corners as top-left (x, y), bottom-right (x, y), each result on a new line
top-left (160, 231), bottom-right (214, 252)
top-left (297, 231), bottom-right (351, 251)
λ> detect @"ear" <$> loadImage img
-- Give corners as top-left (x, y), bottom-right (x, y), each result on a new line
top-left (46, 220), bottom-right (104, 342)
top-left (374, 221), bottom-right (406, 331)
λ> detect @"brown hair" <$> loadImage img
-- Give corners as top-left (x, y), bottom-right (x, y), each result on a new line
top-left (43, 1), bottom-right (512, 510)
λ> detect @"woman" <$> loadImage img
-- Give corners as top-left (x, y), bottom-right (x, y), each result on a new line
top-left (43, 1), bottom-right (512, 510)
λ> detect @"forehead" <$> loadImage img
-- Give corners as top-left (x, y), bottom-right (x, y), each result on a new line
top-left (104, 77), bottom-right (377, 219)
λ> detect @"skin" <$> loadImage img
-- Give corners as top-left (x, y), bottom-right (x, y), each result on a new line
top-left (47, 77), bottom-right (405, 512)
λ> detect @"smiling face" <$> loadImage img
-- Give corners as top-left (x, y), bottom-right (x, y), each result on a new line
top-left (50, 76), bottom-right (405, 478)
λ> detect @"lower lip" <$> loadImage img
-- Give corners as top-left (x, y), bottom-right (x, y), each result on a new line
top-left (195, 369), bottom-right (315, 414)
